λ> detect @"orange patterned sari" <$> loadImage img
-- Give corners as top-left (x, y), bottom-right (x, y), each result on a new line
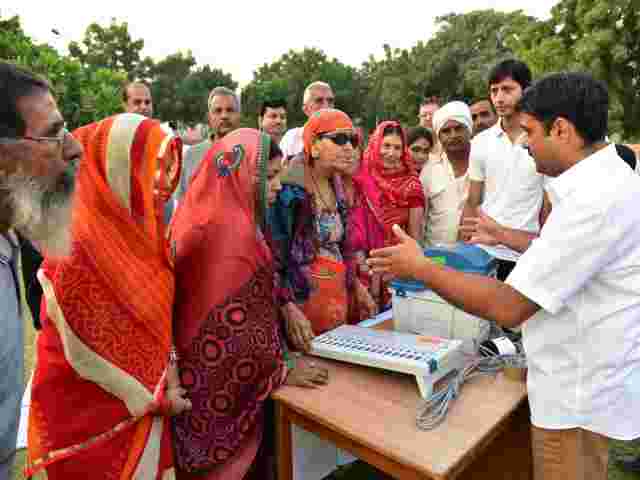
top-left (26, 114), bottom-right (182, 479)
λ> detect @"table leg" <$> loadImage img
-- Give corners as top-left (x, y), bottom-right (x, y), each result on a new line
top-left (276, 402), bottom-right (293, 480)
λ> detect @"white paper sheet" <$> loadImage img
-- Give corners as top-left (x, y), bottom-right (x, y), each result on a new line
top-left (16, 373), bottom-right (33, 450)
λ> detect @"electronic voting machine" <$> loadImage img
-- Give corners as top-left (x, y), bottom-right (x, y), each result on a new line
top-left (310, 325), bottom-right (465, 399)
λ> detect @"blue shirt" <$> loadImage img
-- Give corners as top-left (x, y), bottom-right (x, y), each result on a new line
top-left (0, 232), bottom-right (23, 466)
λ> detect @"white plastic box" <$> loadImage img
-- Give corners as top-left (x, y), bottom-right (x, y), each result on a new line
top-left (389, 243), bottom-right (497, 355)
top-left (390, 285), bottom-right (490, 354)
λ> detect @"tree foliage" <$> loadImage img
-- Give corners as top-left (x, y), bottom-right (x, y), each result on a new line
top-left (512, 0), bottom-right (640, 141)
top-left (152, 52), bottom-right (237, 126)
top-left (1, 14), bottom-right (125, 130)
top-left (241, 48), bottom-right (364, 128)
top-left (4, 8), bottom-right (639, 140)
top-left (68, 18), bottom-right (153, 81)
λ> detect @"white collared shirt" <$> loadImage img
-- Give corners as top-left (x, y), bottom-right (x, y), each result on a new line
top-left (507, 144), bottom-right (640, 439)
top-left (280, 127), bottom-right (304, 159)
top-left (469, 121), bottom-right (546, 261)
top-left (420, 152), bottom-right (469, 246)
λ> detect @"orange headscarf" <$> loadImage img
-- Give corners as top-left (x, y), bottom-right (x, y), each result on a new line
top-left (303, 108), bottom-right (354, 161)
top-left (28, 114), bottom-right (182, 479)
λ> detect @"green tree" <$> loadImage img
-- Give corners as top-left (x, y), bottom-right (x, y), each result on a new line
top-left (151, 51), bottom-right (237, 125)
top-left (361, 10), bottom-right (534, 129)
top-left (1, 13), bottom-right (125, 129)
top-left (241, 48), bottom-right (365, 128)
top-left (513, 0), bottom-right (640, 141)
top-left (175, 65), bottom-right (237, 125)
top-left (68, 18), bottom-right (154, 80)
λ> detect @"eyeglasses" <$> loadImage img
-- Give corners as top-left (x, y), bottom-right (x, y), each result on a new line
top-left (313, 96), bottom-right (335, 106)
top-left (318, 132), bottom-right (358, 147)
top-left (0, 128), bottom-right (69, 150)
top-left (410, 145), bottom-right (431, 155)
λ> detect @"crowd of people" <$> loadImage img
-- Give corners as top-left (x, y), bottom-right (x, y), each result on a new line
top-left (1, 55), bottom-right (640, 480)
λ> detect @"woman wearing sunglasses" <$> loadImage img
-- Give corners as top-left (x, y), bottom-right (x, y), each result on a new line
top-left (350, 121), bottom-right (426, 309)
top-left (269, 109), bottom-right (377, 352)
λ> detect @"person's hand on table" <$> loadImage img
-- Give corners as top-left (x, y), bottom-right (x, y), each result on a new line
top-left (282, 302), bottom-right (315, 352)
top-left (367, 224), bottom-right (427, 279)
top-left (459, 210), bottom-right (502, 246)
top-left (284, 359), bottom-right (329, 388)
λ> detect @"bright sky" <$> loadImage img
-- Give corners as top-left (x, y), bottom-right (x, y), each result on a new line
top-left (4, 1), bottom-right (558, 87)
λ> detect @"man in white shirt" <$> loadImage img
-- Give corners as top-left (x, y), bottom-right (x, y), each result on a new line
top-left (420, 101), bottom-right (473, 246)
top-left (369, 72), bottom-right (640, 480)
top-left (279, 81), bottom-right (334, 163)
top-left (462, 59), bottom-right (550, 280)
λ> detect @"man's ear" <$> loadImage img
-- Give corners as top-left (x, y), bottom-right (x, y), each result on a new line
top-left (552, 117), bottom-right (573, 144)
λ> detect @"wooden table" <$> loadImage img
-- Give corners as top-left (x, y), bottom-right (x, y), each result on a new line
top-left (273, 341), bottom-right (531, 479)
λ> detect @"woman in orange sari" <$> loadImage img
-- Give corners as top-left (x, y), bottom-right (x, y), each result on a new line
top-left (26, 113), bottom-right (189, 479)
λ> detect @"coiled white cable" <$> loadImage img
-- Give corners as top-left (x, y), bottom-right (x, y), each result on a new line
top-left (416, 346), bottom-right (527, 431)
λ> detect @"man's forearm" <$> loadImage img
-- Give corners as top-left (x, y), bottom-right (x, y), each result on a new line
top-left (409, 257), bottom-right (539, 329)
top-left (495, 226), bottom-right (538, 254)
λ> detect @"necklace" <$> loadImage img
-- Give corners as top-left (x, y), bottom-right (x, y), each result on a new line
top-left (310, 170), bottom-right (336, 213)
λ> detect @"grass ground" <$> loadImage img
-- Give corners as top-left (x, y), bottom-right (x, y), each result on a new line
top-left (12, 312), bottom-right (640, 479)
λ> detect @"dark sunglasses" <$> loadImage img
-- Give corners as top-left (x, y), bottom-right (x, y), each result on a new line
top-left (318, 132), bottom-right (358, 147)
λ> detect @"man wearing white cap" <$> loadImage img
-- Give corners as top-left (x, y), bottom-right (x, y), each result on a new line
top-left (420, 101), bottom-right (473, 246)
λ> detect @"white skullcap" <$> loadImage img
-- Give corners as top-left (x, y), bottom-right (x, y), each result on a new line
top-left (432, 101), bottom-right (473, 137)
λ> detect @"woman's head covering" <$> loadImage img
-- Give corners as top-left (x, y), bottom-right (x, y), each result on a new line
top-left (352, 120), bottom-right (425, 248)
top-left (58, 113), bottom-right (182, 376)
top-left (29, 114), bottom-right (182, 479)
top-left (302, 108), bottom-right (353, 160)
top-left (356, 120), bottom-right (425, 208)
top-left (432, 101), bottom-right (473, 137)
top-left (170, 129), bottom-right (285, 472)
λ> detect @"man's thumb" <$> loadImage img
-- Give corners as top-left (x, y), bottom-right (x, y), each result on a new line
top-left (392, 224), bottom-right (410, 241)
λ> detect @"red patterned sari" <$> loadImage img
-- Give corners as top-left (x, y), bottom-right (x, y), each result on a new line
top-left (170, 129), bottom-right (285, 479)
top-left (351, 121), bottom-right (425, 306)
top-left (27, 114), bottom-right (182, 479)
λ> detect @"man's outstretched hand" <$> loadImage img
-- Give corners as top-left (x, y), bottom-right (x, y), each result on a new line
top-left (367, 224), bottom-right (426, 279)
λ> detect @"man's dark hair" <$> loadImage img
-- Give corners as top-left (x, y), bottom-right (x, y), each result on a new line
top-left (488, 59), bottom-right (532, 91)
top-left (518, 72), bottom-right (608, 145)
top-left (0, 62), bottom-right (50, 138)
top-left (420, 96), bottom-right (442, 108)
top-left (259, 99), bottom-right (287, 118)
top-left (121, 81), bottom-right (151, 103)
top-left (407, 126), bottom-right (434, 147)
top-left (615, 144), bottom-right (636, 170)
top-left (470, 97), bottom-right (495, 112)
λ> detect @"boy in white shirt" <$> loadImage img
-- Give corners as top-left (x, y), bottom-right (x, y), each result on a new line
top-left (462, 59), bottom-right (550, 280)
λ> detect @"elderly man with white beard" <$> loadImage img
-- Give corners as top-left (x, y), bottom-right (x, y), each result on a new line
top-left (0, 62), bottom-right (81, 478)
